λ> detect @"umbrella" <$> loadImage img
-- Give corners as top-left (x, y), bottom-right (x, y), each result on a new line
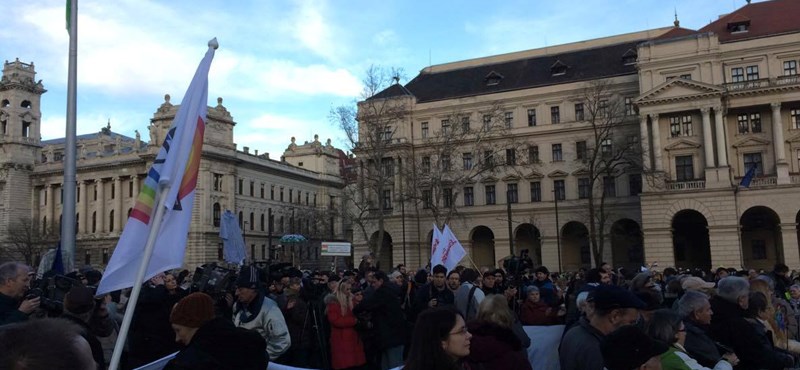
top-left (280, 234), bottom-right (307, 243)
top-left (219, 210), bottom-right (247, 265)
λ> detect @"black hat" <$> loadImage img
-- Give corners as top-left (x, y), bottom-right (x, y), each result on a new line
top-left (236, 265), bottom-right (261, 289)
top-left (588, 285), bottom-right (646, 311)
top-left (601, 325), bottom-right (669, 370)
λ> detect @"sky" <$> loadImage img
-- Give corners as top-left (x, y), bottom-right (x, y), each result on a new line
top-left (0, 0), bottom-right (752, 157)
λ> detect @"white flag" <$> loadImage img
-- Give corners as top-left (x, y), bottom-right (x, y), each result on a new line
top-left (439, 224), bottom-right (467, 272)
top-left (430, 223), bottom-right (443, 268)
top-left (97, 44), bottom-right (216, 295)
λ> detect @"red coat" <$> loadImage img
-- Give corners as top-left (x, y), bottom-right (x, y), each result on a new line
top-left (520, 300), bottom-right (560, 326)
top-left (326, 300), bottom-right (366, 369)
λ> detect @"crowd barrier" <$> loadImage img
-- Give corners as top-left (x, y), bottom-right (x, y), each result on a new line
top-left (134, 325), bottom-right (565, 370)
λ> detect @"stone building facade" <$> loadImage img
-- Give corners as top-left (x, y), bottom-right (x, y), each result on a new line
top-left (353, 0), bottom-right (800, 272)
top-left (0, 59), bottom-right (346, 269)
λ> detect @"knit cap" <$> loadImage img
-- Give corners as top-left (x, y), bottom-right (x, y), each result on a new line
top-left (64, 285), bottom-right (96, 315)
top-left (170, 292), bottom-right (215, 328)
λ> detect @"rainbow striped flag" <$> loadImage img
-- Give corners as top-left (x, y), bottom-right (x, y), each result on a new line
top-left (97, 42), bottom-right (216, 295)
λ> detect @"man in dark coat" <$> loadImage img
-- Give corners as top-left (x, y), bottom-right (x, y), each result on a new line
top-left (127, 273), bottom-right (180, 368)
top-left (0, 262), bottom-right (39, 326)
top-left (61, 285), bottom-right (105, 370)
top-left (353, 270), bottom-right (407, 370)
top-left (413, 264), bottom-right (454, 319)
top-left (709, 276), bottom-right (794, 370)
top-left (166, 292), bottom-right (267, 370)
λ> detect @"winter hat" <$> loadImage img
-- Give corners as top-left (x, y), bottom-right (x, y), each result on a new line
top-left (64, 285), bottom-right (96, 315)
top-left (525, 285), bottom-right (540, 295)
top-left (236, 265), bottom-right (261, 289)
top-left (170, 292), bottom-right (215, 328)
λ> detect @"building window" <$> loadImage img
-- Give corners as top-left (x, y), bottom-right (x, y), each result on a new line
top-left (785, 60), bottom-right (798, 76)
top-left (443, 188), bottom-right (453, 208)
top-left (601, 139), bottom-right (612, 157)
top-left (530, 182), bottom-right (541, 202)
top-left (463, 187), bottom-right (474, 206)
top-left (289, 189), bottom-right (293, 203)
top-left (743, 152), bottom-right (763, 176)
top-left (213, 203), bottom-right (221, 227)
top-left (507, 183), bottom-right (518, 203)
top-left (461, 117), bottom-right (470, 133)
top-left (485, 185), bottom-right (496, 205)
top-left (792, 109), bottom-right (800, 129)
top-left (576, 141), bottom-right (587, 160)
top-left (91, 212), bottom-right (97, 233)
top-left (93, 185), bottom-right (97, 201)
top-left (529, 145), bottom-right (539, 163)
top-left (421, 122), bottom-right (429, 138)
top-left (237, 178), bottom-right (243, 194)
top-left (103, 248), bottom-right (109, 264)
top-left (109, 210), bottom-right (114, 232)
top-left (441, 154), bottom-right (451, 171)
top-left (249, 213), bottom-right (254, 230)
top-left (682, 115), bottom-right (693, 136)
top-left (599, 100), bottom-right (608, 117)
top-left (260, 184), bottom-right (265, 198)
top-left (463, 153), bottom-right (473, 170)
top-left (270, 185), bottom-right (275, 200)
top-left (629, 174), bottom-right (642, 196)
top-left (746, 65), bottom-right (759, 81)
top-left (670, 115), bottom-right (693, 137)
top-left (422, 156), bottom-right (431, 173)
top-left (737, 114), bottom-right (749, 133)
top-left (382, 189), bottom-right (392, 210)
top-left (752, 239), bottom-right (767, 260)
top-left (552, 144), bottom-right (563, 162)
top-left (504, 112), bottom-right (513, 129)
top-left (280, 187), bottom-right (284, 202)
top-left (441, 119), bottom-right (450, 135)
top-left (383, 125), bottom-right (392, 142)
top-left (76, 187), bottom-right (80, 203)
top-left (213, 174), bottom-right (223, 191)
top-left (574, 103), bottom-right (584, 121)
top-left (483, 151), bottom-right (494, 167)
top-left (382, 158), bottom-right (395, 177)
top-left (731, 67), bottom-right (744, 83)
top-left (578, 178), bottom-right (590, 199)
top-left (260, 214), bottom-right (265, 231)
top-left (554, 180), bottom-right (566, 201)
top-left (483, 115), bottom-right (492, 130)
top-left (738, 113), bottom-right (762, 134)
top-left (305, 192), bottom-right (309, 205)
top-left (422, 190), bottom-right (432, 209)
top-left (624, 97), bottom-right (634, 116)
top-left (505, 149), bottom-right (516, 166)
top-left (675, 155), bottom-right (694, 181)
top-left (249, 181), bottom-right (254, 196)
top-left (551, 106), bottom-right (560, 124)
top-left (527, 109), bottom-right (537, 126)
top-left (603, 176), bottom-right (616, 197)
top-left (129, 181), bottom-right (134, 197)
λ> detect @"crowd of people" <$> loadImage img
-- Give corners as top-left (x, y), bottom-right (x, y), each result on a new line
top-left (3, 254), bottom-right (800, 370)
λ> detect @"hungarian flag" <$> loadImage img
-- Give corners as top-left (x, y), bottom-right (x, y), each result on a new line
top-left (97, 41), bottom-right (217, 295)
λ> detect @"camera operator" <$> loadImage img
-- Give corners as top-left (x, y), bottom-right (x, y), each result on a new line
top-left (413, 265), bottom-right (453, 319)
top-left (0, 262), bottom-right (39, 326)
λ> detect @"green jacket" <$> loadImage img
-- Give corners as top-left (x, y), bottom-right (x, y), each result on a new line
top-left (660, 346), bottom-right (692, 370)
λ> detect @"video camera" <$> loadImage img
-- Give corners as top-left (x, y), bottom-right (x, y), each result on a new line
top-left (503, 249), bottom-right (533, 281)
top-left (27, 275), bottom-right (81, 315)
top-left (190, 263), bottom-right (237, 299)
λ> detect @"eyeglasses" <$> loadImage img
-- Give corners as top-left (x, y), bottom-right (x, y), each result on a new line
top-left (449, 326), bottom-right (469, 336)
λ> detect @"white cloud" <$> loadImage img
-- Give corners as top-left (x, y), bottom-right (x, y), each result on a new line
top-left (236, 112), bottom-right (340, 156)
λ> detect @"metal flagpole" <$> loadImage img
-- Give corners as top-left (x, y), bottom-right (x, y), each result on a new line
top-left (61, 0), bottom-right (78, 273)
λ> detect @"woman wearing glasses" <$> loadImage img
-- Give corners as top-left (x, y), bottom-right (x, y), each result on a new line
top-left (646, 309), bottom-right (737, 370)
top-left (405, 307), bottom-right (472, 370)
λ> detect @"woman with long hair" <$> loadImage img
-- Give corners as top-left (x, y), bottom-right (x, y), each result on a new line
top-left (325, 280), bottom-right (366, 370)
top-left (465, 294), bottom-right (532, 370)
top-left (405, 307), bottom-right (471, 370)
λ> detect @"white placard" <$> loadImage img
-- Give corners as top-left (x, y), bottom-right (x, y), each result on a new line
top-left (320, 241), bottom-right (351, 256)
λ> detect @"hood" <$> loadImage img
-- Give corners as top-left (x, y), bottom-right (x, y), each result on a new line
top-left (465, 320), bottom-right (522, 362)
top-left (709, 296), bottom-right (745, 320)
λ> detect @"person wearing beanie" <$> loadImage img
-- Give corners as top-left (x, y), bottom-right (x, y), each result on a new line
top-left (520, 285), bottom-right (563, 326)
top-left (62, 285), bottom-right (105, 369)
top-left (165, 292), bottom-right (267, 370)
top-left (232, 265), bottom-right (291, 361)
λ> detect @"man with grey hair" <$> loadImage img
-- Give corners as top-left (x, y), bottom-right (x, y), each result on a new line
top-left (0, 262), bottom-right (39, 326)
top-left (710, 276), bottom-right (793, 369)
top-left (679, 290), bottom-right (737, 368)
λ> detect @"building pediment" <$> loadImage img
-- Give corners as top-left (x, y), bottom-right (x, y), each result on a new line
top-left (664, 139), bottom-right (702, 151)
top-left (787, 132), bottom-right (800, 143)
top-left (732, 136), bottom-right (770, 149)
top-left (636, 79), bottom-right (724, 106)
top-left (572, 167), bottom-right (589, 176)
top-left (481, 176), bottom-right (498, 184)
top-left (523, 170), bottom-right (544, 180)
top-left (501, 174), bottom-right (520, 182)
top-left (547, 169), bottom-right (568, 178)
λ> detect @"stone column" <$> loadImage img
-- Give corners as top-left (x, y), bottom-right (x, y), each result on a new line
top-left (650, 114), bottom-right (663, 171)
top-left (714, 107), bottom-right (728, 167)
top-left (772, 103), bottom-right (790, 184)
top-left (780, 223), bottom-right (800, 268)
top-left (114, 176), bottom-right (123, 232)
top-left (640, 115), bottom-right (651, 170)
top-left (701, 108), bottom-right (715, 168)
top-left (96, 179), bottom-right (105, 232)
top-left (79, 181), bottom-right (88, 233)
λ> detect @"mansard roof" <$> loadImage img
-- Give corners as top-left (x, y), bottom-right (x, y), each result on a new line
top-left (698, 0), bottom-right (800, 43)
top-left (402, 40), bottom-right (647, 103)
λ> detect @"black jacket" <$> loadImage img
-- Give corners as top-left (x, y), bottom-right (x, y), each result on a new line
top-left (709, 296), bottom-right (794, 370)
top-left (164, 317), bottom-right (267, 370)
top-left (413, 282), bottom-right (454, 319)
top-left (62, 314), bottom-right (105, 370)
top-left (128, 284), bottom-right (180, 367)
top-left (353, 283), bottom-right (408, 350)
top-left (682, 319), bottom-right (722, 368)
top-left (0, 292), bottom-right (27, 327)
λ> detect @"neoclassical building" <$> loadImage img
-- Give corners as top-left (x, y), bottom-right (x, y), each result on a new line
top-left (0, 59), bottom-right (347, 269)
top-left (353, 0), bottom-right (800, 272)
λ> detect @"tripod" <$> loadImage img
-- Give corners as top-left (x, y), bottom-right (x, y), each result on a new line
top-left (305, 297), bottom-right (330, 369)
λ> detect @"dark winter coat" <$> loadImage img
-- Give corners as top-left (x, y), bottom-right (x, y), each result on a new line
top-left (62, 314), bottom-right (105, 370)
top-left (559, 316), bottom-right (605, 370)
top-left (326, 295), bottom-right (366, 369)
top-left (709, 296), bottom-right (794, 370)
top-left (128, 284), bottom-right (181, 367)
top-left (682, 319), bottom-right (722, 368)
top-left (519, 300), bottom-right (560, 326)
top-left (0, 292), bottom-right (27, 327)
top-left (413, 282), bottom-right (454, 318)
top-left (353, 282), bottom-right (408, 350)
top-left (163, 317), bottom-right (267, 370)
top-left (465, 320), bottom-right (532, 370)
top-left (282, 295), bottom-right (312, 350)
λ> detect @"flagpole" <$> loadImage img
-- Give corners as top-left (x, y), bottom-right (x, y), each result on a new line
top-left (61, 0), bottom-right (78, 273)
top-left (108, 183), bottom-right (172, 370)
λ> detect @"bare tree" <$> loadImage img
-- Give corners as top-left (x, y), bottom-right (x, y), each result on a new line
top-left (575, 80), bottom-right (641, 267)
top-left (331, 66), bottom-right (410, 262)
top-left (2, 217), bottom-right (56, 266)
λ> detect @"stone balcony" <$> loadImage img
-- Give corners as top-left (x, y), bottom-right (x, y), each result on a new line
top-left (665, 180), bottom-right (706, 191)
top-left (724, 75), bottom-right (800, 92)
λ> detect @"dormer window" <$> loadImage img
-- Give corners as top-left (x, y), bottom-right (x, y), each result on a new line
top-left (551, 60), bottom-right (568, 76)
top-left (621, 49), bottom-right (638, 65)
top-left (727, 20), bottom-right (750, 33)
top-left (485, 71), bottom-right (503, 86)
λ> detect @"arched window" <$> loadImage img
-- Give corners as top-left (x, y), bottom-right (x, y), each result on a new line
top-left (20, 100), bottom-right (31, 109)
top-left (109, 210), bottom-right (115, 232)
top-left (1, 99), bottom-right (9, 107)
top-left (92, 212), bottom-right (97, 233)
top-left (213, 203), bottom-right (221, 227)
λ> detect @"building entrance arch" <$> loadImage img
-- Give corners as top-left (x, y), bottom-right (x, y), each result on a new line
top-left (672, 210), bottom-right (711, 270)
